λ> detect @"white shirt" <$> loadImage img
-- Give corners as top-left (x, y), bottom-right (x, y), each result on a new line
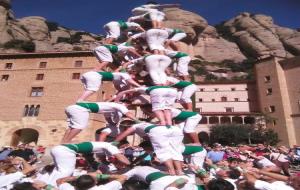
top-left (254, 180), bottom-right (294, 190)
top-left (131, 122), bottom-right (152, 137)
top-left (124, 166), bottom-right (160, 182)
top-left (270, 153), bottom-right (289, 162)
top-left (0, 172), bottom-right (25, 189)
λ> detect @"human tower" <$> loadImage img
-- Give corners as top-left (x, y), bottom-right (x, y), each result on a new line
top-left (49, 2), bottom-right (206, 190)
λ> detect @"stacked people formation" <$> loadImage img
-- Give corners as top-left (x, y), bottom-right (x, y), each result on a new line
top-left (1, 2), bottom-right (299, 190)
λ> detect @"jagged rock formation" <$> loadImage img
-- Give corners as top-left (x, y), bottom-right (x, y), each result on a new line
top-left (0, 1), bottom-right (299, 66)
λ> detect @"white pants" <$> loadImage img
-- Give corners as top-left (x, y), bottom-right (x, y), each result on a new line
top-left (148, 9), bottom-right (165, 22)
top-left (65, 105), bottom-right (89, 129)
top-left (148, 126), bottom-right (174, 162)
top-left (145, 54), bottom-right (171, 85)
top-left (170, 33), bottom-right (187, 41)
top-left (81, 71), bottom-right (102, 91)
top-left (150, 88), bottom-right (177, 111)
top-left (178, 114), bottom-right (202, 133)
top-left (177, 56), bottom-right (191, 76)
top-left (179, 84), bottom-right (198, 103)
top-left (49, 146), bottom-right (76, 186)
top-left (146, 29), bottom-right (168, 51)
top-left (103, 21), bottom-right (120, 39)
top-left (168, 126), bottom-right (184, 161)
top-left (94, 46), bottom-right (113, 62)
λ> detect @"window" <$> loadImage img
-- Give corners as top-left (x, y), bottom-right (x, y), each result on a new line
top-left (30, 87), bottom-right (44, 97)
top-left (225, 107), bottom-right (234, 112)
top-left (198, 98), bottom-right (203, 102)
top-left (36, 74), bottom-right (44, 80)
top-left (74, 60), bottom-right (83, 67)
top-left (272, 120), bottom-right (276, 126)
top-left (266, 88), bottom-right (272, 95)
top-left (269, 106), bottom-right (275, 113)
top-left (298, 100), bottom-right (300, 112)
top-left (39, 62), bottom-right (47, 68)
top-left (264, 76), bottom-right (271, 83)
top-left (212, 99), bottom-right (215, 102)
top-left (23, 105), bottom-right (40, 117)
top-left (72, 73), bottom-right (81, 80)
top-left (221, 96), bottom-right (227, 102)
top-left (214, 88), bottom-right (218, 91)
top-left (200, 88), bottom-right (204, 92)
top-left (5, 63), bottom-right (13, 69)
top-left (1, 75), bottom-right (9, 81)
top-left (231, 88), bottom-right (236, 91)
top-left (234, 98), bottom-right (239, 102)
top-left (195, 108), bottom-right (202, 112)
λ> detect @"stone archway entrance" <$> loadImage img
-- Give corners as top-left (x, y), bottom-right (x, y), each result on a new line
top-left (11, 128), bottom-right (39, 146)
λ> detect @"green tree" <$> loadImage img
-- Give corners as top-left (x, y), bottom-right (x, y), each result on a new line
top-left (209, 124), bottom-right (280, 146)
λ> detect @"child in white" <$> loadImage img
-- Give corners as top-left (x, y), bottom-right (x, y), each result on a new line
top-left (170, 108), bottom-right (202, 143)
top-left (78, 71), bottom-right (140, 101)
top-left (165, 28), bottom-right (187, 50)
top-left (165, 50), bottom-right (191, 80)
top-left (103, 20), bottom-right (144, 44)
top-left (115, 122), bottom-right (184, 175)
top-left (62, 102), bottom-right (137, 143)
top-left (114, 86), bottom-right (177, 126)
top-left (49, 142), bottom-right (129, 187)
top-left (167, 76), bottom-right (198, 110)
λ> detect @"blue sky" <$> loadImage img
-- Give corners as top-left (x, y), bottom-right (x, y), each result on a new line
top-left (12, 0), bottom-right (299, 34)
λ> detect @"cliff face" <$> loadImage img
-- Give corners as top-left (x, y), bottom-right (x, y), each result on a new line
top-left (0, 1), bottom-right (299, 72)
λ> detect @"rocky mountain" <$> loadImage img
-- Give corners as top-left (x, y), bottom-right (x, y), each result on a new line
top-left (0, 0), bottom-right (299, 80)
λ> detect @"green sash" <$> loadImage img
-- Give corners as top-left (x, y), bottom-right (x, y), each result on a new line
top-left (98, 72), bottom-right (114, 81)
top-left (76, 102), bottom-right (99, 113)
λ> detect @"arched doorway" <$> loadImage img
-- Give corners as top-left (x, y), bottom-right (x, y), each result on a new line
top-left (11, 128), bottom-right (39, 147)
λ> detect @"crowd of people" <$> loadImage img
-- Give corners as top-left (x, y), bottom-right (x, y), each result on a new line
top-left (0, 1), bottom-right (300, 190)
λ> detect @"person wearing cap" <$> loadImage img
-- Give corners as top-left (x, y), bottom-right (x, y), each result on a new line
top-left (165, 50), bottom-right (191, 81)
top-left (207, 143), bottom-right (225, 164)
top-left (103, 20), bottom-right (145, 44)
top-left (114, 86), bottom-right (177, 126)
top-left (61, 102), bottom-right (138, 143)
top-left (114, 122), bottom-right (184, 175)
top-left (49, 141), bottom-right (130, 187)
top-left (77, 71), bottom-right (141, 102)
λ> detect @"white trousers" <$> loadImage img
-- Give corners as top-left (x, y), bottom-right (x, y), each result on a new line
top-left (49, 146), bottom-right (76, 186)
top-left (178, 114), bottom-right (202, 133)
top-left (103, 21), bottom-right (120, 39)
top-left (179, 84), bottom-right (198, 103)
top-left (146, 29), bottom-right (168, 51)
top-left (65, 105), bottom-right (89, 130)
top-left (81, 71), bottom-right (102, 91)
top-left (93, 46), bottom-right (113, 62)
top-left (149, 88), bottom-right (177, 111)
top-left (177, 56), bottom-right (191, 76)
top-left (145, 54), bottom-right (171, 85)
top-left (148, 126), bottom-right (184, 162)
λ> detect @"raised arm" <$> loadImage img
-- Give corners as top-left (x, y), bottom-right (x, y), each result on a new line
top-left (115, 127), bottom-right (136, 142)
top-left (114, 89), bottom-right (137, 102)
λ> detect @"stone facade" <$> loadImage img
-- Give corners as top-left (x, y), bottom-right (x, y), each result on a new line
top-left (255, 56), bottom-right (300, 146)
top-left (194, 82), bottom-right (260, 134)
top-left (0, 51), bottom-right (116, 147)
